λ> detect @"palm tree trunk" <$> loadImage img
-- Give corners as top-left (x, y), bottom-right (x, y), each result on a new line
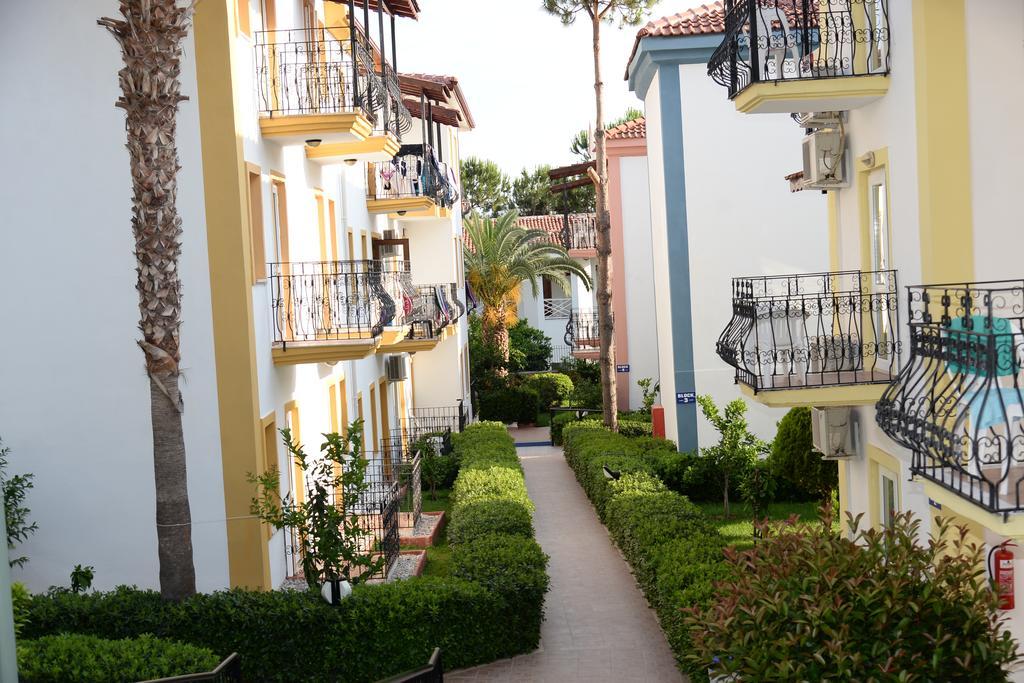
top-left (483, 306), bottom-right (511, 370)
top-left (101, 0), bottom-right (197, 601)
top-left (592, 7), bottom-right (618, 431)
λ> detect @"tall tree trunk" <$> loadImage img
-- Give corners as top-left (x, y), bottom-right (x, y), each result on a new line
top-left (592, 9), bottom-right (618, 431)
top-left (101, 0), bottom-right (197, 601)
top-left (483, 305), bottom-right (511, 373)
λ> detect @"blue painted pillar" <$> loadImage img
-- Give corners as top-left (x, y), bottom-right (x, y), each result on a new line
top-left (657, 64), bottom-right (699, 453)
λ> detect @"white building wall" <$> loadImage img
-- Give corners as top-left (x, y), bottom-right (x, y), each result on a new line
top-left (677, 63), bottom-right (828, 445)
top-left (0, 0), bottom-right (230, 592)
top-left (618, 155), bottom-right (659, 409)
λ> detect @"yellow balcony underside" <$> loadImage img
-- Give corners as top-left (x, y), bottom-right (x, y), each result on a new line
top-left (366, 196), bottom-right (437, 216)
top-left (271, 339), bottom-right (380, 365)
top-left (393, 206), bottom-right (452, 221)
top-left (259, 112), bottom-right (373, 145)
top-left (379, 327), bottom-right (409, 347)
top-left (735, 75), bottom-right (890, 114)
top-left (384, 337), bottom-right (441, 353)
top-left (924, 482), bottom-right (1024, 538)
top-left (739, 381), bottom-right (888, 408)
top-left (305, 134), bottom-right (401, 165)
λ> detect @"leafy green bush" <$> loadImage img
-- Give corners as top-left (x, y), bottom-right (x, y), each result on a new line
top-left (567, 380), bottom-right (602, 408)
top-left (452, 534), bottom-right (549, 640)
top-left (12, 582), bottom-right (29, 637)
top-left (421, 451), bottom-right (459, 499)
top-left (447, 499), bottom-right (534, 545)
top-left (560, 356), bottom-right (601, 385)
top-left (686, 511), bottom-right (1021, 681)
top-left (769, 407), bottom-right (837, 501)
top-left (17, 633), bottom-right (221, 683)
top-left (617, 419), bottom-right (654, 438)
top-left (24, 422), bottom-right (550, 682)
top-left (738, 459), bottom-right (776, 521)
top-left (522, 372), bottom-right (574, 408)
top-left (508, 319), bottom-right (553, 372)
top-left (477, 386), bottom-right (539, 425)
top-left (550, 411), bottom-right (580, 445)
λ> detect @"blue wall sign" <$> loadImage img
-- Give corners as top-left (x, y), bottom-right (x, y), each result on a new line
top-left (616, 364), bottom-right (630, 373)
top-left (928, 498), bottom-right (942, 511)
top-left (676, 392), bottom-right (696, 405)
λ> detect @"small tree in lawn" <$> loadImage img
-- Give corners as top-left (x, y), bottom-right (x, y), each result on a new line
top-left (697, 395), bottom-right (767, 519)
top-left (250, 420), bottom-right (384, 589)
top-left (542, 0), bottom-right (662, 431)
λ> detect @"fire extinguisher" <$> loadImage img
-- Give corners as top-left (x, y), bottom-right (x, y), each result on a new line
top-left (988, 541), bottom-right (1016, 610)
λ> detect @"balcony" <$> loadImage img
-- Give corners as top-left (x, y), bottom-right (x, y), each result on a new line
top-left (268, 260), bottom-right (411, 364)
top-left (544, 297), bottom-right (572, 320)
top-left (565, 311), bottom-right (603, 360)
top-left (708, 0), bottom-right (890, 114)
top-left (877, 281), bottom-right (1024, 516)
top-left (716, 270), bottom-right (900, 407)
top-left (385, 283), bottom-right (465, 351)
top-left (366, 145), bottom-right (460, 218)
top-left (255, 27), bottom-right (410, 160)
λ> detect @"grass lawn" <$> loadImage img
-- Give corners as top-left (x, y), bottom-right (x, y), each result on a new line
top-left (697, 500), bottom-right (829, 550)
top-left (407, 488), bottom-right (453, 577)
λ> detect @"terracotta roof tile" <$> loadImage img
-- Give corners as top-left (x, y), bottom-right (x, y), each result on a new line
top-left (606, 117), bottom-right (646, 140)
top-left (626, 3), bottom-right (725, 78)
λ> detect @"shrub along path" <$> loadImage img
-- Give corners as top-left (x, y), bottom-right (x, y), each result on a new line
top-left (449, 426), bottom-right (682, 682)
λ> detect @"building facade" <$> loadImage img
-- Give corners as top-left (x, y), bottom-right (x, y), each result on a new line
top-left (627, 4), bottom-right (828, 450)
top-left (703, 0), bottom-right (1024, 654)
top-left (0, 0), bottom-right (472, 593)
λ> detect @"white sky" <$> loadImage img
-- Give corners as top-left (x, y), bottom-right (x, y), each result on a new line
top-left (398, 1), bottom-right (654, 175)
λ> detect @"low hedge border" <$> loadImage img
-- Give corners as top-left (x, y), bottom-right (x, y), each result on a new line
top-left (561, 422), bottom-right (725, 681)
top-left (24, 422), bottom-right (549, 683)
top-left (551, 412), bottom-right (655, 445)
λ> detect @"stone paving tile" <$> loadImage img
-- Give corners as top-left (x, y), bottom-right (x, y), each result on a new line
top-left (449, 427), bottom-right (685, 682)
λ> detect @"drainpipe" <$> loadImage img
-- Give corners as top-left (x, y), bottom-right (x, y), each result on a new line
top-left (0, 487), bottom-right (18, 682)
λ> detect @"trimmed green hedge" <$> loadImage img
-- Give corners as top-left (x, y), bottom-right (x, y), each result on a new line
top-left (561, 423), bottom-right (726, 681)
top-left (522, 372), bottom-right (574, 409)
top-left (18, 633), bottom-right (221, 683)
top-left (25, 423), bottom-right (549, 683)
top-left (551, 413), bottom-right (656, 445)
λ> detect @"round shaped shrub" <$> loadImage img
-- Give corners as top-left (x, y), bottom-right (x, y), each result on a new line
top-left (769, 407), bottom-right (837, 500)
top-left (448, 499), bottom-right (534, 545)
top-left (17, 633), bottom-right (221, 683)
top-left (523, 372), bottom-right (574, 409)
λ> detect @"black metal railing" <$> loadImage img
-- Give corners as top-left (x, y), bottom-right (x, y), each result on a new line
top-left (283, 450), bottom-right (400, 582)
top-left (368, 145), bottom-right (460, 209)
top-left (566, 219), bottom-right (597, 251)
top-left (255, 27), bottom-right (376, 118)
top-left (877, 280), bottom-right (1024, 514)
top-left (268, 260), bottom-right (414, 346)
top-left (716, 270), bottom-right (900, 392)
top-left (708, 0), bottom-right (891, 100)
top-left (548, 345), bottom-right (575, 368)
top-left (408, 283), bottom-right (463, 340)
top-left (565, 311), bottom-right (603, 350)
top-left (144, 654), bottom-right (241, 683)
top-left (410, 403), bottom-right (467, 433)
top-left (376, 62), bottom-right (414, 138)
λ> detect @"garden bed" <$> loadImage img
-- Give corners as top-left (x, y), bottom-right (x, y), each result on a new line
top-left (399, 511), bottom-right (446, 549)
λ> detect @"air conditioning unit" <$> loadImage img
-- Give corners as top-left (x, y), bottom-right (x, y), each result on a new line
top-left (385, 355), bottom-right (407, 382)
top-left (811, 407), bottom-right (856, 460)
top-left (802, 130), bottom-right (848, 189)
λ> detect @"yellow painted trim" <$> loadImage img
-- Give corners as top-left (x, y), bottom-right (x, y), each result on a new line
top-left (738, 381), bottom-right (888, 408)
top-left (379, 328), bottom-right (409, 346)
top-left (271, 339), bottom-right (380, 365)
top-left (195, 0), bottom-right (270, 590)
top-left (912, 0), bottom-right (973, 284)
top-left (366, 196), bottom-right (436, 215)
top-left (305, 134), bottom-right (401, 163)
top-left (391, 206), bottom-right (452, 221)
top-left (258, 113), bottom-right (373, 140)
top-left (827, 191), bottom-right (840, 272)
top-left (734, 75), bottom-right (890, 114)
top-left (924, 482), bottom-right (1024, 538)
top-left (867, 445), bottom-right (901, 530)
top-left (385, 338), bottom-right (441, 353)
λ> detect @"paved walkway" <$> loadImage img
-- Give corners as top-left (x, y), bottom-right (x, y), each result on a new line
top-left (448, 426), bottom-right (683, 682)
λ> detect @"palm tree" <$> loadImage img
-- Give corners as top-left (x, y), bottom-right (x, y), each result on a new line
top-left (465, 212), bottom-right (591, 363)
top-left (99, 0), bottom-right (196, 601)
top-left (543, 0), bottom-right (660, 431)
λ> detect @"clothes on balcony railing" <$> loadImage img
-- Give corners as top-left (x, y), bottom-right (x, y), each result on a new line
top-left (369, 145), bottom-right (459, 208)
top-left (876, 280), bottom-right (1024, 514)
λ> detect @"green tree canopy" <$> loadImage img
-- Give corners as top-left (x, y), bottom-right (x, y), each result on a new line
top-left (460, 156), bottom-right (511, 217)
top-left (570, 107), bottom-right (645, 161)
top-left (512, 165), bottom-right (594, 216)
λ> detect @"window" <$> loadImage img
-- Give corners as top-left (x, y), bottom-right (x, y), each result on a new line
top-left (270, 176), bottom-right (289, 264)
top-left (879, 466), bottom-right (899, 529)
top-left (246, 165), bottom-right (265, 281)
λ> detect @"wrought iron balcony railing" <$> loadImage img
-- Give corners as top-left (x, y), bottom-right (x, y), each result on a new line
top-left (566, 218), bottom-right (597, 251)
top-left (716, 270), bottom-right (900, 392)
top-left (409, 403), bottom-right (468, 434)
top-left (367, 144), bottom-right (460, 209)
top-left (565, 310), bottom-right (603, 350)
top-left (877, 281), bottom-right (1024, 514)
top-left (708, 0), bottom-right (891, 100)
top-left (268, 260), bottom-right (412, 346)
top-left (544, 297), bottom-right (573, 320)
top-left (408, 283), bottom-right (463, 340)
